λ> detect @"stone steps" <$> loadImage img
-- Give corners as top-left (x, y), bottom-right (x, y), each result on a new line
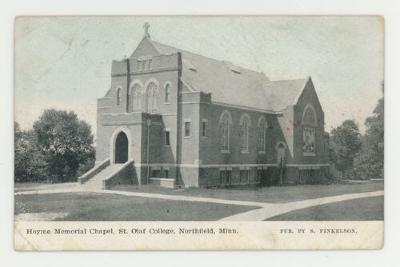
top-left (83, 164), bottom-right (124, 190)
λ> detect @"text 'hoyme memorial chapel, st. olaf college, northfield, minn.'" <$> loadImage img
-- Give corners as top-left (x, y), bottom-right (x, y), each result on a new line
top-left (79, 24), bottom-right (330, 189)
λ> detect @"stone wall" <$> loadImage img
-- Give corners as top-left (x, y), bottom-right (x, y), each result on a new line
top-left (197, 95), bottom-right (291, 166)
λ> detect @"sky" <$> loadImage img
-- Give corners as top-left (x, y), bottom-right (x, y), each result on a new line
top-left (14, 16), bottom-right (383, 135)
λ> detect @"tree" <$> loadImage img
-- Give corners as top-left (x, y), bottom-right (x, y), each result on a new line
top-left (330, 120), bottom-right (362, 178)
top-left (354, 97), bottom-right (384, 179)
top-left (33, 109), bottom-right (95, 182)
top-left (14, 122), bottom-right (46, 182)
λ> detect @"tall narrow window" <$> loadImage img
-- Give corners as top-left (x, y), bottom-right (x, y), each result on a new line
top-left (152, 90), bottom-right (158, 113)
top-left (239, 114), bottom-right (251, 153)
top-left (145, 82), bottom-right (158, 113)
top-left (165, 130), bottom-right (170, 146)
top-left (146, 88), bottom-right (152, 113)
top-left (164, 83), bottom-right (170, 103)
top-left (184, 121), bottom-right (191, 137)
top-left (131, 84), bottom-right (141, 110)
top-left (127, 87), bottom-right (131, 111)
top-left (116, 87), bottom-right (121, 106)
top-left (202, 119), bottom-right (207, 137)
top-left (219, 111), bottom-right (232, 152)
top-left (257, 117), bottom-right (267, 153)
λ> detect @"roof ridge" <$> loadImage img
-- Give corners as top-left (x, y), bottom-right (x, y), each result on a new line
top-left (137, 38), bottom-right (311, 112)
top-left (268, 77), bottom-right (308, 83)
top-left (150, 39), bottom-right (268, 77)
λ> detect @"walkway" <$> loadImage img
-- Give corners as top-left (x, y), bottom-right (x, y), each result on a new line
top-left (15, 185), bottom-right (383, 221)
top-left (219, 190), bottom-right (383, 221)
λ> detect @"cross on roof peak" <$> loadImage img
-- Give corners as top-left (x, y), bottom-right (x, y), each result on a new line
top-left (143, 22), bottom-right (150, 38)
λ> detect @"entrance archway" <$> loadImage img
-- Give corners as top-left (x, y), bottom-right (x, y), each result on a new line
top-left (115, 132), bottom-right (128, 163)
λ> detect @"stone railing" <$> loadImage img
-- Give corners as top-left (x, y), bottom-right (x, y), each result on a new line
top-left (78, 159), bottom-right (110, 184)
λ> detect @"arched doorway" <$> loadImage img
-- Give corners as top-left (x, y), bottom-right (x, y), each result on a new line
top-left (115, 132), bottom-right (128, 163)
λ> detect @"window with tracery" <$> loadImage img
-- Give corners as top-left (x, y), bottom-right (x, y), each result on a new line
top-left (302, 105), bottom-right (317, 156)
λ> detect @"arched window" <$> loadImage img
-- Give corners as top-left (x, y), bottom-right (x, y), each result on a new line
top-left (239, 114), bottom-right (251, 153)
top-left (145, 82), bottom-right (158, 113)
top-left (127, 87), bottom-right (131, 111)
top-left (152, 86), bottom-right (159, 113)
top-left (116, 87), bottom-right (121, 106)
top-left (130, 84), bottom-right (142, 111)
top-left (164, 83), bottom-right (170, 103)
top-left (302, 104), bottom-right (317, 156)
top-left (257, 117), bottom-right (267, 153)
top-left (219, 110), bottom-right (232, 152)
top-left (302, 105), bottom-right (317, 126)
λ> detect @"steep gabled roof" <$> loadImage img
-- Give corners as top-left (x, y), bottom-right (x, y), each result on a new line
top-left (262, 78), bottom-right (309, 111)
top-left (133, 37), bottom-right (309, 112)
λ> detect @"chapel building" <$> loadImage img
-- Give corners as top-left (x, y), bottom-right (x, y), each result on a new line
top-left (81, 26), bottom-right (330, 188)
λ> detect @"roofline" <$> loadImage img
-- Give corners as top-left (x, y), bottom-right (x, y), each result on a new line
top-left (129, 36), bottom-right (160, 58)
top-left (129, 37), bottom-right (146, 58)
top-left (129, 38), bottom-right (313, 112)
top-left (292, 76), bottom-right (312, 105)
top-left (150, 39), bottom-right (268, 77)
top-left (180, 77), bottom-right (284, 113)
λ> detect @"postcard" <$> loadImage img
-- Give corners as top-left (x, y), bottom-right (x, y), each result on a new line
top-left (14, 16), bottom-right (384, 250)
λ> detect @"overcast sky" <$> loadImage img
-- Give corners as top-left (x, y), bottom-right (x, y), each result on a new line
top-left (15, 16), bottom-right (383, 135)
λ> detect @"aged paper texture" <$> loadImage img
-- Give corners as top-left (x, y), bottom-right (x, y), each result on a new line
top-left (14, 16), bottom-right (384, 250)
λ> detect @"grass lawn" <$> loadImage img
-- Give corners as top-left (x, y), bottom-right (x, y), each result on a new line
top-left (15, 192), bottom-right (258, 221)
top-left (14, 182), bottom-right (79, 193)
top-left (111, 181), bottom-right (384, 204)
top-left (266, 196), bottom-right (384, 221)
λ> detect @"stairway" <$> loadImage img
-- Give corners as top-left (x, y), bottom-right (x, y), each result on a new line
top-left (82, 164), bottom-right (124, 190)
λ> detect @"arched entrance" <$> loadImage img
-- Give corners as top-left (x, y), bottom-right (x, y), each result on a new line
top-left (115, 132), bottom-right (128, 163)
